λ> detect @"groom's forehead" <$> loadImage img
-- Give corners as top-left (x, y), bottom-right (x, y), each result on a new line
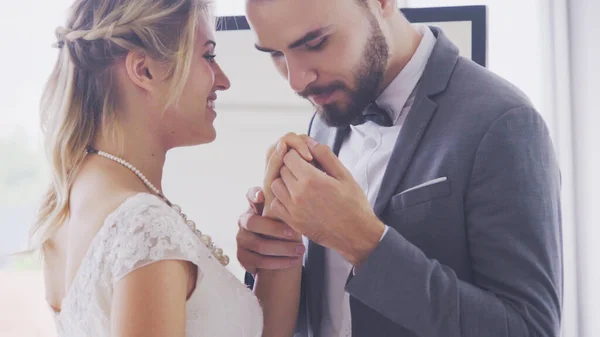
top-left (246, 0), bottom-right (359, 22)
top-left (246, 0), bottom-right (358, 40)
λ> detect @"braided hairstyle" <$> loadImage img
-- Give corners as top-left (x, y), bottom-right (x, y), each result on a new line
top-left (31, 0), bottom-right (211, 253)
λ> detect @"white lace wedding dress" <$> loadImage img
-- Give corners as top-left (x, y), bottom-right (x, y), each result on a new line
top-left (52, 193), bottom-right (263, 337)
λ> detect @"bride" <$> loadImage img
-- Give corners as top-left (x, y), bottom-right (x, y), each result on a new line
top-left (32, 0), bottom-right (310, 335)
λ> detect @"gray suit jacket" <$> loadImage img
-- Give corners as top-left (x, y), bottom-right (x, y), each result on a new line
top-left (247, 26), bottom-right (562, 337)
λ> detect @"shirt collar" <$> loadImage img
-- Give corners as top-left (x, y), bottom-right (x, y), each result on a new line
top-left (375, 24), bottom-right (437, 124)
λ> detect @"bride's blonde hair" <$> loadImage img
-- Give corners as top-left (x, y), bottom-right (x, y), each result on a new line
top-left (30, 0), bottom-right (211, 253)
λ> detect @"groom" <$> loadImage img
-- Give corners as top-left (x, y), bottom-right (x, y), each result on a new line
top-left (236, 0), bottom-right (563, 336)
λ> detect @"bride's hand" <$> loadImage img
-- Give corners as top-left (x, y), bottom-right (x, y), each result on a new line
top-left (263, 133), bottom-right (314, 222)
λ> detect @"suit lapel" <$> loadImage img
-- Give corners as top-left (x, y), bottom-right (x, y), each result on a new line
top-left (373, 27), bottom-right (460, 217)
top-left (372, 96), bottom-right (438, 216)
top-left (306, 115), bottom-right (349, 336)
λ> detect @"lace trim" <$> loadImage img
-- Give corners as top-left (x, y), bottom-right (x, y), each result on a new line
top-left (105, 200), bottom-right (203, 282)
top-left (55, 193), bottom-right (205, 331)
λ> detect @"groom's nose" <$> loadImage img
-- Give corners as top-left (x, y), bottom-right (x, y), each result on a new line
top-left (286, 57), bottom-right (317, 93)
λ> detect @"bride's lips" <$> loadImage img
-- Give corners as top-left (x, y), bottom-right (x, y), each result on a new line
top-left (207, 93), bottom-right (217, 113)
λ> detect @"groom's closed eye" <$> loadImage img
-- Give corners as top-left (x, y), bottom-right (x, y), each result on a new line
top-left (254, 25), bottom-right (334, 57)
top-left (305, 36), bottom-right (329, 51)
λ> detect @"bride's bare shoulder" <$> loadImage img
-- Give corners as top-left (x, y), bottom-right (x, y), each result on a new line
top-left (44, 167), bottom-right (148, 313)
top-left (69, 157), bottom-right (154, 224)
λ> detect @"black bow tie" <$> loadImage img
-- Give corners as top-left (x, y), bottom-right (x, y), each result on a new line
top-left (350, 103), bottom-right (393, 127)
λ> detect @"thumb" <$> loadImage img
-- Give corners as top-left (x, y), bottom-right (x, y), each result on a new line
top-left (306, 137), bottom-right (349, 179)
top-left (246, 187), bottom-right (265, 215)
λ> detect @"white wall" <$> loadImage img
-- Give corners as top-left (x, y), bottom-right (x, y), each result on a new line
top-left (215, 29), bottom-right (312, 110)
top-left (163, 107), bottom-right (313, 278)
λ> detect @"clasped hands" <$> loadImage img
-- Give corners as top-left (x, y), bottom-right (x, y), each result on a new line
top-left (236, 133), bottom-right (386, 274)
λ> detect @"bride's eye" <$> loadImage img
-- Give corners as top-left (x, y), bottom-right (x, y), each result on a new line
top-left (204, 54), bottom-right (216, 63)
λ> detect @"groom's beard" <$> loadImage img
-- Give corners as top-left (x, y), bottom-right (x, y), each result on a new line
top-left (298, 16), bottom-right (389, 127)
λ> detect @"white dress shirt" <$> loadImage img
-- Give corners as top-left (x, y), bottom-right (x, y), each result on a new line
top-left (320, 24), bottom-right (437, 337)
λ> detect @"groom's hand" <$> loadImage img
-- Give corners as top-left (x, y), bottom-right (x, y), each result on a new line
top-left (237, 133), bottom-right (312, 275)
top-left (263, 133), bottom-right (313, 219)
top-left (236, 187), bottom-right (305, 275)
top-left (270, 138), bottom-right (386, 266)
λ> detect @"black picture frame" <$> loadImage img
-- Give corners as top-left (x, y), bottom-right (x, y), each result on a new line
top-left (401, 5), bottom-right (487, 67)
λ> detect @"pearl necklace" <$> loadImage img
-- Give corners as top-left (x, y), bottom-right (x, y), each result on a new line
top-left (86, 147), bottom-right (230, 266)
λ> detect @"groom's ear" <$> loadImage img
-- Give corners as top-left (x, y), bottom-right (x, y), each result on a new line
top-left (372, 0), bottom-right (398, 17)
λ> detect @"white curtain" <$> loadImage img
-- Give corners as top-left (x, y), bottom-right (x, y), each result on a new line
top-left (564, 0), bottom-right (600, 336)
top-left (539, 0), bottom-right (578, 334)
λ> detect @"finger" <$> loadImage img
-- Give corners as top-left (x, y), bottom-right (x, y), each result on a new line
top-left (238, 248), bottom-right (303, 271)
top-left (238, 227), bottom-right (306, 257)
top-left (306, 137), bottom-right (350, 180)
top-left (263, 134), bottom-right (314, 204)
top-left (280, 165), bottom-right (297, 190)
top-left (263, 139), bottom-right (288, 203)
top-left (246, 187), bottom-right (265, 215)
top-left (265, 133), bottom-right (313, 170)
top-left (238, 211), bottom-right (296, 240)
top-left (248, 203), bottom-right (260, 216)
top-left (270, 198), bottom-right (303, 241)
top-left (281, 133), bottom-right (313, 162)
top-left (270, 197), bottom-right (293, 225)
top-left (247, 186), bottom-right (264, 204)
top-left (283, 149), bottom-right (320, 181)
top-left (271, 178), bottom-right (293, 209)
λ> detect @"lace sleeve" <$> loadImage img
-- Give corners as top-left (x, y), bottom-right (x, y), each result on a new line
top-left (103, 200), bottom-right (204, 284)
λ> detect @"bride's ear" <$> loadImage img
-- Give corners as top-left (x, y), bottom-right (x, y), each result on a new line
top-left (124, 51), bottom-right (165, 93)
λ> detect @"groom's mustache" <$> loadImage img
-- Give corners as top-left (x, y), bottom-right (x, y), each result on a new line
top-left (298, 81), bottom-right (347, 99)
